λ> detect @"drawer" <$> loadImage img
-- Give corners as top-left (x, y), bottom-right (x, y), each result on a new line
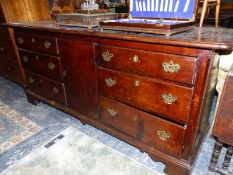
top-left (0, 39), bottom-right (17, 60)
top-left (25, 71), bottom-right (67, 105)
top-left (97, 67), bottom-right (193, 123)
top-left (0, 59), bottom-right (22, 83)
top-left (15, 32), bottom-right (58, 54)
top-left (100, 96), bottom-right (186, 158)
top-left (95, 45), bottom-right (197, 85)
top-left (19, 50), bottom-right (63, 82)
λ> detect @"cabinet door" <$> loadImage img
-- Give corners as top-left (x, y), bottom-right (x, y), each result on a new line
top-left (58, 39), bottom-right (98, 119)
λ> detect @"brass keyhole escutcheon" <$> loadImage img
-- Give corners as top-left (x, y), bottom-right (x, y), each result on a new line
top-left (130, 55), bottom-right (140, 63)
top-left (102, 50), bottom-right (113, 62)
top-left (134, 80), bottom-right (140, 87)
top-left (32, 38), bottom-right (35, 44)
top-left (105, 77), bottom-right (116, 87)
top-left (44, 40), bottom-right (51, 49)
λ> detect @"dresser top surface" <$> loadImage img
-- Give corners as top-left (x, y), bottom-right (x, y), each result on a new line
top-left (6, 21), bottom-right (233, 51)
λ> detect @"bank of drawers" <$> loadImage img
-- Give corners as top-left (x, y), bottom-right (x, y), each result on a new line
top-left (15, 33), bottom-right (66, 105)
top-left (96, 44), bottom-right (197, 158)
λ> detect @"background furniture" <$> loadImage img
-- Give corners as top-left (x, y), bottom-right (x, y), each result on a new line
top-left (199, 0), bottom-right (221, 27)
top-left (7, 21), bottom-right (233, 175)
top-left (0, 0), bottom-right (51, 85)
top-left (208, 64), bottom-right (233, 175)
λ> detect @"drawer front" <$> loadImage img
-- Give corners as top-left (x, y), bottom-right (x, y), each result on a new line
top-left (98, 67), bottom-right (193, 123)
top-left (19, 50), bottom-right (62, 81)
top-left (15, 33), bottom-right (58, 54)
top-left (100, 96), bottom-right (185, 158)
top-left (95, 45), bottom-right (197, 85)
top-left (25, 71), bottom-right (67, 105)
top-left (0, 39), bottom-right (17, 60)
top-left (0, 59), bottom-right (22, 83)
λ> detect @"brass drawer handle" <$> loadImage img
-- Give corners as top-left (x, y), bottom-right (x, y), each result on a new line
top-left (161, 93), bottom-right (177, 105)
top-left (130, 55), bottom-right (140, 63)
top-left (44, 40), bottom-right (51, 49)
top-left (162, 60), bottom-right (180, 73)
top-left (0, 47), bottom-right (4, 52)
top-left (23, 56), bottom-right (29, 63)
top-left (105, 77), bottom-right (116, 87)
top-left (107, 108), bottom-right (118, 117)
top-left (157, 130), bottom-right (171, 141)
top-left (52, 87), bottom-right (59, 94)
top-left (48, 62), bottom-right (56, 70)
top-left (134, 80), bottom-right (140, 87)
top-left (102, 50), bottom-right (113, 62)
top-left (31, 38), bottom-right (35, 43)
top-left (29, 77), bottom-right (34, 83)
top-left (17, 37), bottom-right (24, 44)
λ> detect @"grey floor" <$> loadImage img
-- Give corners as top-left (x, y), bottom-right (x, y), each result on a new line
top-left (0, 76), bottom-right (232, 175)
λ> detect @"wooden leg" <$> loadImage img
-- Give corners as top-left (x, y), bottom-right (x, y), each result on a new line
top-left (215, 0), bottom-right (221, 28)
top-left (208, 139), bottom-right (223, 173)
top-left (199, 0), bottom-right (209, 27)
top-left (221, 146), bottom-right (233, 174)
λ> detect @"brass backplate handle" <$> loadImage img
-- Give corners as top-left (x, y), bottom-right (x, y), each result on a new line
top-left (161, 93), bottom-right (177, 105)
top-left (107, 108), bottom-right (118, 117)
top-left (23, 56), bottom-right (29, 63)
top-left (48, 62), bottom-right (56, 70)
top-left (29, 77), bottom-right (34, 83)
top-left (105, 77), bottom-right (116, 87)
top-left (162, 60), bottom-right (180, 73)
top-left (52, 87), bottom-right (59, 94)
top-left (157, 130), bottom-right (171, 141)
top-left (44, 40), bottom-right (51, 49)
top-left (17, 37), bottom-right (24, 44)
top-left (102, 50), bottom-right (113, 62)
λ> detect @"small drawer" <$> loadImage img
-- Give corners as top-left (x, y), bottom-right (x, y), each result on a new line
top-left (100, 96), bottom-right (186, 158)
top-left (25, 71), bottom-right (67, 105)
top-left (19, 50), bottom-right (63, 82)
top-left (0, 59), bottom-right (22, 83)
top-left (0, 39), bottom-right (17, 60)
top-left (95, 45), bottom-right (197, 85)
top-left (98, 67), bottom-right (193, 123)
top-left (15, 32), bottom-right (58, 54)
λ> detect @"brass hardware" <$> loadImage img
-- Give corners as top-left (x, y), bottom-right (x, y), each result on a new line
top-left (105, 77), bottom-right (116, 87)
top-left (0, 47), bottom-right (4, 52)
top-left (133, 115), bottom-right (139, 122)
top-left (157, 130), bottom-right (171, 141)
top-left (52, 87), bottom-right (59, 94)
top-left (107, 108), bottom-right (118, 117)
top-left (63, 71), bottom-right (67, 77)
top-left (161, 93), bottom-right (177, 105)
top-left (134, 80), bottom-right (140, 87)
top-left (130, 55), bottom-right (140, 63)
top-left (162, 60), bottom-right (180, 73)
top-left (48, 62), bottom-right (56, 70)
top-left (29, 77), bottom-right (34, 83)
top-left (23, 56), bottom-right (29, 63)
top-left (44, 40), bottom-right (51, 49)
top-left (17, 37), bottom-right (24, 44)
top-left (31, 38), bottom-right (35, 43)
top-left (35, 56), bottom-right (39, 60)
top-left (102, 50), bottom-right (113, 61)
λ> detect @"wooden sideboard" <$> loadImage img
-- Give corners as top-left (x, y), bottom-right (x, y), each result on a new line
top-left (7, 21), bottom-right (233, 175)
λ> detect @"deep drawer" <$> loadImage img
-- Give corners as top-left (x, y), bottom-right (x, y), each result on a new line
top-left (0, 39), bottom-right (17, 60)
top-left (97, 67), bottom-right (193, 123)
top-left (19, 49), bottom-right (62, 82)
top-left (100, 96), bottom-right (186, 158)
top-left (25, 71), bottom-right (67, 105)
top-left (0, 59), bottom-right (21, 83)
top-left (95, 45), bottom-right (197, 85)
top-left (15, 32), bottom-right (58, 54)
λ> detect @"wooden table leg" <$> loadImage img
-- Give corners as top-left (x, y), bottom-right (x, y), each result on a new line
top-left (208, 138), bottom-right (223, 173)
top-left (220, 145), bottom-right (233, 175)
